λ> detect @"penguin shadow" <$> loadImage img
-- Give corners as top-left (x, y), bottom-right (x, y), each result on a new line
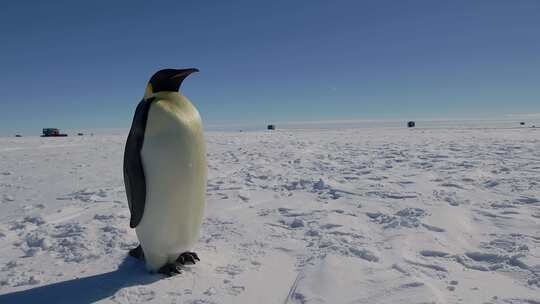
top-left (0, 256), bottom-right (160, 304)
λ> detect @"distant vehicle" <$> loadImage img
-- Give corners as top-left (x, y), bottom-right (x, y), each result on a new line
top-left (520, 122), bottom-right (525, 126)
top-left (41, 128), bottom-right (68, 137)
top-left (15, 134), bottom-right (22, 137)
top-left (77, 133), bottom-right (84, 136)
top-left (407, 121), bottom-right (416, 128)
top-left (267, 124), bottom-right (276, 130)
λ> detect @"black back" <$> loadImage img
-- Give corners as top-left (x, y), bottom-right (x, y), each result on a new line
top-left (123, 97), bottom-right (156, 228)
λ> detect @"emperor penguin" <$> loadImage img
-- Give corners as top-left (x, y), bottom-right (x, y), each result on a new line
top-left (123, 68), bottom-right (207, 276)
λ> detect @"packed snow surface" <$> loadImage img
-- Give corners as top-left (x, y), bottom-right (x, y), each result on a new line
top-left (0, 127), bottom-right (539, 304)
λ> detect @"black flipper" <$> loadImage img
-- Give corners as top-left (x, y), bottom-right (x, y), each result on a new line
top-left (123, 98), bottom-right (155, 228)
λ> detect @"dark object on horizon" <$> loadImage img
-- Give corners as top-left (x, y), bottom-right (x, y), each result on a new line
top-left (77, 133), bottom-right (84, 136)
top-left (520, 122), bottom-right (525, 126)
top-left (267, 124), bottom-right (276, 130)
top-left (407, 121), bottom-right (416, 128)
top-left (15, 134), bottom-right (22, 137)
top-left (41, 128), bottom-right (68, 137)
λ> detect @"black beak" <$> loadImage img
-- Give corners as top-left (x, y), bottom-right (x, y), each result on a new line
top-left (172, 68), bottom-right (199, 79)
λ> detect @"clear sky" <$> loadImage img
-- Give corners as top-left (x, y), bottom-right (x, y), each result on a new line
top-left (1, 0), bottom-right (539, 134)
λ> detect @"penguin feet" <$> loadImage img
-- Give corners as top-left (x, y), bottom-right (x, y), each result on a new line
top-left (128, 244), bottom-right (145, 261)
top-left (157, 252), bottom-right (200, 277)
top-left (158, 263), bottom-right (183, 276)
top-left (176, 252), bottom-right (200, 265)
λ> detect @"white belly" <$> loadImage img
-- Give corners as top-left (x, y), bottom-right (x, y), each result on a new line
top-left (137, 93), bottom-right (207, 271)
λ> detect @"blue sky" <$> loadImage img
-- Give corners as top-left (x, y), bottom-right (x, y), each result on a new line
top-left (1, 0), bottom-right (539, 134)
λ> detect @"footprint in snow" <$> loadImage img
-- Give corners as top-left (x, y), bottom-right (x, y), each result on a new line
top-left (2, 194), bottom-right (15, 203)
top-left (280, 218), bottom-right (305, 229)
top-left (215, 264), bottom-right (244, 276)
top-left (94, 214), bottom-right (116, 221)
top-left (514, 196), bottom-right (539, 205)
top-left (58, 188), bottom-right (111, 203)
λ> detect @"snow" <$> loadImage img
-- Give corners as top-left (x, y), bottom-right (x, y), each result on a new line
top-left (0, 127), bottom-right (539, 303)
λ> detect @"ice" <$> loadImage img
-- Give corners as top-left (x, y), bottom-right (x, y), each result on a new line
top-left (0, 127), bottom-right (539, 303)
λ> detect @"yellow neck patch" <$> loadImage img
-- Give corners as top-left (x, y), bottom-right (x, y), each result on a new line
top-left (143, 83), bottom-right (153, 100)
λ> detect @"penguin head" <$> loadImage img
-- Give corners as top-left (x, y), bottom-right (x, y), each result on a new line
top-left (144, 68), bottom-right (199, 99)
